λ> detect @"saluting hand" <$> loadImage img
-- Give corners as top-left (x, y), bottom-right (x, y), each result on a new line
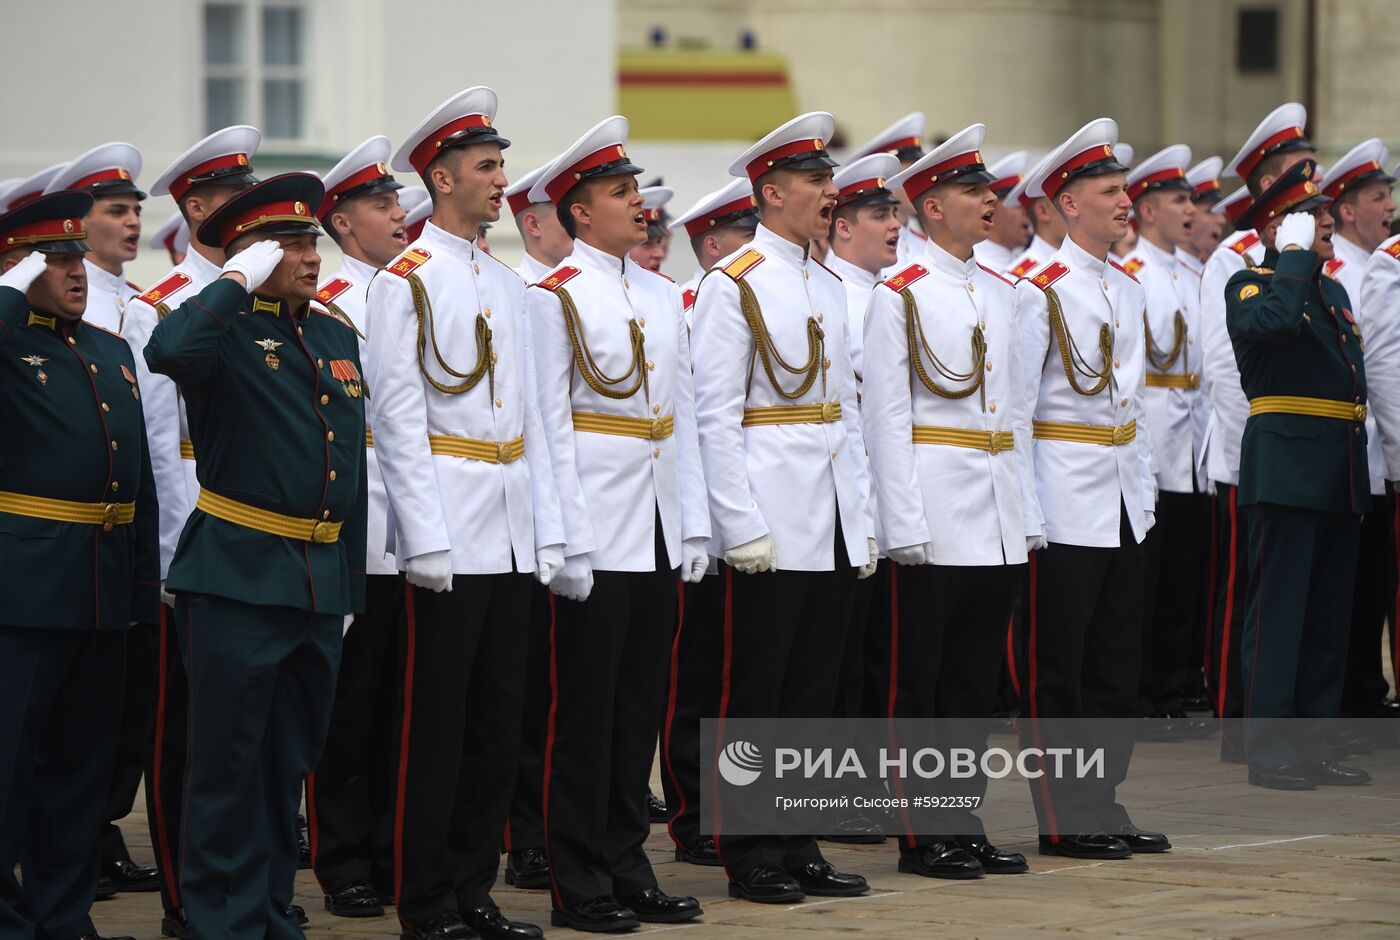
top-left (220, 239), bottom-right (284, 291)
top-left (1275, 212), bottom-right (1316, 252)
top-left (0, 251), bottom-right (47, 292)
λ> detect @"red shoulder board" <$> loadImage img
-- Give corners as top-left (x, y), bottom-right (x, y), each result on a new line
top-left (1122, 256), bottom-right (1145, 277)
top-left (1323, 258), bottom-right (1345, 279)
top-left (138, 272), bottom-right (191, 307)
top-left (883, 263), bottom-right (928, 291)
top-left (978, 263), bottom-right (1014, 287)
top-left (537, 265), bottom-right (582, 291)
top-left (1230, 231), bottom-right (1261, 255)
top-left (316, 277), bottom-right (353, 305)
top-left (682, 289), bottom-right (697, 311)
top-left (1109, 258), bottom-right (1138, 282)
top-left (1386, 240), bottom-right (1400, 261)
top-left (387, 248), bottom-right (431, 278)
top-left (1028, 261), bottom-right (1069, 291)
top-left (812, 257), bottom-right (841, 281)
top-left (1009, 256), bottom-right (1039, 279)
top-left (721, 249), bottom-right (765, 280)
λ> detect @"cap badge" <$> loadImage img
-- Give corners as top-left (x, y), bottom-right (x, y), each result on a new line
top-left (1104, 145), bottom-right (1114, 157)
top-left (294, 201), bottom-right (307, 216)
top-left (63, 219), bottom-right (74, 233)
top-left (1304, 181), bottom-right (1317, 195)
top-left (376, 162), bottom-right (387, 175)
top-left (119, 169), bottom-right (130, 180)
top-left (1302, 163), bottom-right (1313, 178)
top-left (237, 154), bottom-right (249, 166)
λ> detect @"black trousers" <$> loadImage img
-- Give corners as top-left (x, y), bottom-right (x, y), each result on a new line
top-left (544, 535), bottom-right (678, 909)
top-left (505, 581), bottom-right (553, 854)
top-left (845, 559), bottom-right (892, 724)
top-left (1206, 484), bottom-right (1250, 759)
top-left (1022, 507), bottom-right (1144, 838)
top-left (394, 571), bottom-right (533, 927)
top-left (888, 563), bottom-right (1023, 850)
top-left (714, 548), bottom-right (857, 880)
top-left (99, 620), bottom-right (158, 869)
top-left (0, 627), bottom-right (124, 940)
top-left (661, 563), bottom-right (726, 853)
top-left (1241, 503), bottom-right (1360, 768)
top-left (145, 605), bottom-right (187, 914)
top-left (308, 573), bottom-right (403, 895)
top-left (1140, 491), bottom-right (1210, 715)
top-left (1343, 490), bottom-right (1395, 714)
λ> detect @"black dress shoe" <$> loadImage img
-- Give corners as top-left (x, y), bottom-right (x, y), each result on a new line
top-left (789, 861), bottom-right (868, 897)
top-left (1166, 710), bottom-right (1217, 739)
top-left (958, 839), bottom-right (1028, 873)
top-left (820, 813), bottom-right (886, 844)
top-left (897, 841), bottom-right (984, 879)
top-left (620, 887), bottom-right (702, 923)
top-left (1137, 715), bottom-right (1180, 741)
top-left (1248, 764), bottom-right (1316, 790)
top-left (462, 902), bottom-right (544, 938)
top-left (326, 880), bottom-right (386, 917)
top-left (297, 814), bottom-right (313, 869)
top-left (727, 864), bottom-right (804, 904)
top-left (402, 911), bottom-right (479, 939)
top-left (550, 896), bottom-right (640, 932)
top-left (105, 857), bottom-right (161, 892)
top-left (1108, 824), bottom-right (1171, 853)
top-left (674, 836), bottom-right (722, 866)
top-left (504, 847), bottom-right (550, 889)
top-left (93, 875), bottom-right (117, 901)
top-left (286, 903), bottom-right (308, 926)
top-left (161, 909), bottom-right (193, 940)
top-left (1304, 760), bottom-right (1372, 786)
top-left (1038, 832), bottom-right (1131, 859)
top-left (645, 789), bottom-right (668, 823)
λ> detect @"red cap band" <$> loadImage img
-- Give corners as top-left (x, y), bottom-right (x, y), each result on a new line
top-left (836, 176), bottom-right (888, 206)
top-left (216, 197), bottom-right (317, 247)
top-left (507, 189), bottom-right (539, 216)
top-left (990, 174), bottom-right (1021, 197)
top-left (900, 151), bottom-right (984, 200)
top-left (320, 163), bottom-right (393, 220)
top-left (2, 216), bottom-right (86, 248)
top-left (69, 167), bottom-right (134, 191)
top-left (1257, 177), bottom-right (1326, 223)
top-left (1322, 160), bottom-right (1383, 200)
top-left (1235, 126), bottom-right (1306, 181)
top-left (881, 135), bottom-right (923, 153)
top-left (1127, 167), bottom-right (1186, 202)
top-left (1193, 179), bottom-right (1221, 197)
top-left (1043, 144), bottom-right (1119, 199)
top-left (172, 152), bottom-right (251, 202)
top-left (744, 138), bottom-right (826, 182)
top-left (682, 195), bottom-right (757, 237)
top-left (544, 145), bottom-right (631, 204)
top-left (408, 113), bottom-right (494, 176)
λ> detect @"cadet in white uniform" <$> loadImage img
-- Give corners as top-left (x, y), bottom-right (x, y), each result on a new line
top-left (366, 87), bottom-right (563, 940)
top-left (691, 111), bottom-right (875, 904)
top-left (302, 135), bottom-right (407, 919)
top-left (974, 150), bottom-right (1030, 273)
top-left (148, 211), bottom-right (190, 267)
top-left (672, 179), bottom-right (759, 330)
top-left (1013, 118), bottom-right (1168, 860)
top-left (864, 125), bottom-right (1034, 879)
top-left (1005, 151), bottom-right (1068, 282)
top-left (1122, 146), bottom-right (1214, 738)
top-left (526, 115), bottom-right (707, 933)
top-left (848, 112), bottom-right (929, 272)
top-left (505, 162), bottom-right (573, 287)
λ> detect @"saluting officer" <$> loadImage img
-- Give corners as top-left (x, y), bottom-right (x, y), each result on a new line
top-left (366, 86), bottom-right (565, 940)
top-left (1013, 118), bottom-right (1168, 860)
top-left (864, 125), bottom-right (1034, 879)
top-left (0, 194), bottom-right (158, 940)
top-left (144, 172), bottom-right (367, 936)
top-left (304, 135), bottom-right (407, 919)
top-left (1224, 159), bottom-right (1372, 791)
top-left (526, 114), bottom-right (708, 933)
top-left (691, 111), bottom-right (876, 904)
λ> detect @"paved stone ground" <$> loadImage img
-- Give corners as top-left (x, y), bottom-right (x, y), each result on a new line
top-left (92, 736), bottom-right (1400, 939)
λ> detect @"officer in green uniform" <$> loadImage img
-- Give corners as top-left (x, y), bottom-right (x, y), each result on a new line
top-left (0, 191), bottom-right (158, 940)
top-left (1225, 158), bottom-right (1373, 791)
top-left (144, 173), bottom-right (367, 938)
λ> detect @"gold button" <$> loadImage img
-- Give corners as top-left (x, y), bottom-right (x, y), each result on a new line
top-left (831, 451), bottom-right (838, 459)
top-left (1101, 280), bottom-right (1109, 290)
top-left (329, 470), bottom-right (337, 481)
top-left (818, 313), bottom-right (824, 323)
top-left (484, 306), bottom-right (491, 316)
top-left (989, 402), bottom-right (997, 413)
top-left (1115, 320), bottom-right (1121, 328)
top-left (491, 351), bottom-right (499, 364)
top-left (652, 403), bottom-right (661, 414)
top-left (327, 431), bottom-right (335, 441)
top-left (1121, 398), bottom-right (1129, 407)
top-left (980, 321), bottom-right (987, 330)
top-left (90, 364), bottom-right (98, 374)
top-left (624, 277), bottom-right (630, 289)
top-left (1113, 358), bottom-right (1121, 368)
top-left (320, 394), bottom-right (329, 405)
top-left (823, 358), bottom-right (832, 369)
top-left (111, 481), bottom-right (119, 492)
top-left (474, 264), bottom-right (481, 275)
top-left (111, 440), bottom-right (118, 450)
top-left (653, 448), bottom-right (660, 458)
top-left (67, 336), bottom-right (76, 345)
top-left (967, 282), bottom-right (975, 292)
top-left (803, 270), bottom-right (809, 280)
top-left (495, 397), bottom-right (503, 407)
top-left (639, 317), bottom-right (646, 327)
top-left (101, 402), bottom-right (110, 412)
top-left (318, 358), bottom-right (325, 368)
top-left (322, 509), bottom-right (331, 519)
top-left (985, 362), bottom-right (993, 372)
top-left (646, 360), bottom-right (655, 371)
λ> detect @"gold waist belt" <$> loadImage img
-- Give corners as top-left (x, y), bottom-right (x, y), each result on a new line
top-left (1145, 372), bottom-right (1200, 390)
top-left (912, 425), bottom-right (1014, 453)
top-left (365, 428), bottom-right (374, 448)
top-left (1032, 419), bottom-right (1137, 446)
top-left (741, 402), bottom-right (842, 428)
top-left (1249, 396), bottom-right (1366, 422)
top-left (196, 489), bottom-right (342, 543)
top-left (571, 411), bottom-right (675, 441)
top-left (428, 433), bottom-right (526, 463)
top-left (179, 440), bottom-right (195, 460)
top-left (0, 491), bottom-right (135, 532)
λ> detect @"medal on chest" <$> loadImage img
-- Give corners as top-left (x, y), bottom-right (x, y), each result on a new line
top-left (22, 354), bottom-right (48, 385)
top-left (255, 338), bottom-right (283, 370)
top-left (121, 363), bottom-right (140, 400)
top-left (330, 359), bottom-right (364, 398)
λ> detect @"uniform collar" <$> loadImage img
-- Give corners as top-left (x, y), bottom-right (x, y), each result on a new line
top-left (824, 250), bottom-right (878, 291)
top-left (922, 238), bottom-right (979, 281)
top-left (1027, 233), bottom-right (1058, 260)
top-left (976, 239), bottom-right (1014, 271)
top-left (25, 307), bottom-right (80, 336)
top-left (517, 250), bottom-right (554, 283)
top-left (83, 258), bottom-right (125, 295)
top-left (1332, 232), bottom-right (1370, 268)
top-left (751, 222), bottom-right (811, 269)
top-left (246, 292), bottom-right (310, 320)
top-left (1137, 234), bottom-right (1177, 271)
top-left (337, 252), bottom-right (378, 285)
top-left (1060, 234), bottom-right (1107, 276)
top-left (1176, 247), bottom-right (1204, 276)
top-left (422, 219), bottom-right (483, 266)
top-left (570, 235), bottom-right (634, 280)
top-left (186, 245), bottom-right (224, 283)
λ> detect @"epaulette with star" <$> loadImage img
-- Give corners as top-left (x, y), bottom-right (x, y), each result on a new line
top-left (883, 263), bottom-right (927, 291)
top-left (536, 266), bottom-right (581, 292)
top-left (1026, 261), bottom-right (1069, 291)
top-left (721, 249), bottom-right (765, 280)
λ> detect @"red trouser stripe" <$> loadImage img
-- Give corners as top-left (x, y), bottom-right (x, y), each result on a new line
top-left (884, 566), bottom-right (917, 849)
top-left (152, 604), bottom-right (180, 907)
top-left (712, 567), bottom-right (735, 877)
top-left (1217, 489), bottom-right (1239, 719)
top-left (1026, 553), bottom-right (1061, 840)
top-left (1005, 613), bottom-right (1021, 698)
top-left (541, 593), bottom-right (565, 907)
top-left (392, 587), bottom-right (419, 923)
top-left (1204, 493), bottom-right (1220, 673)
top-left (661, 581), bottom-right (687, 849)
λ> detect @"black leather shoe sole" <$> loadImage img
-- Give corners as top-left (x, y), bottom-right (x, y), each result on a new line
top-left (633, 905), bottom-right (703, 924)
top-left (1247, 772), bottom-right (1315, 791)
top-left (794, 878), bottom-right (869, 897)
top-left (504, 869), bottom-right (551, 890)
top-left (673, 847), bottom-right (723, 867)
top-left (1121, 837), bottom-right (1172, 854)
top-left (727, 882), bottom-right (804, 904)
top-left (1038, 841), bottom-right (1131, 860)
top-left (325, 894), bottom-right (386, 917)
top-left (549, 909), bottom-right (640, 932)
top-left (897, 856), bottom-right (984, 879)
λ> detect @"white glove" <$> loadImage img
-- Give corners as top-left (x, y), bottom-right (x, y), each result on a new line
top-left (535, 543), bottom-right (565, 587)
top-left (1144, 511), bottom-right (1156, 534)
top-left (405, 549), bottom-right (453, 593)
top-left (221, 239), bottom-right (284, 291)
top-left (724, 534), bottom-right (776, 575)
top-left (0, 251), bottom-right (47, 292)
top-left (1275, 212), bottom-right (1315, 252)
top-left (160, 581), bottom-right (176, 608)
top-left (680, 537), bottom-right (709, 584)
top-left (551, 553), bottom-right (593, 602)
top-left (857, 537), bottom-right (880, 580)
top-left (342, 614), bottom-right (354, 636)
top-left (1026, 534), bottom-right (1048, 552)
top-left (887, 542), bottom-right (931, 566)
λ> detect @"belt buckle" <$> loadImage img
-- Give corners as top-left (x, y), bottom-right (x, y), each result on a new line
top-left (101, 503), bottom-right (119, 532)
top-left (821, 401), bottom-right (839, 422)
top-left (1111, 425), bottom-right (1128, 446)
top-left (988, 433), bottom-right (1001, 455)
top-left (1355, 403), bottom-right (1368, 422)
top-left (312, 521), bottom-right (337, 544)
top-left (1187, 371), bottom-right (1201, 389)
top-left (650, 418), bottom-right (666, 440)
top-left (495, 440), bottom-right (509, 462)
